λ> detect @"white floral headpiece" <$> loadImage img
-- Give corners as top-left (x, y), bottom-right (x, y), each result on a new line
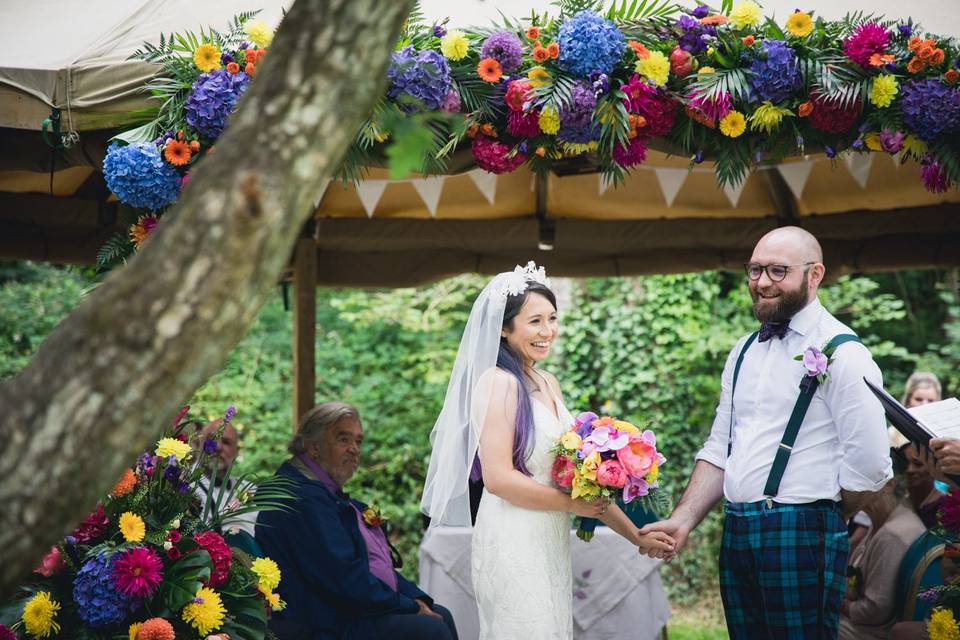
top-left (495, 261), bottom-right (551, 299)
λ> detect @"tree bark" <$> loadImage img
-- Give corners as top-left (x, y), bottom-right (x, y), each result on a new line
top-left (0, 0), bottom-right (412, 597)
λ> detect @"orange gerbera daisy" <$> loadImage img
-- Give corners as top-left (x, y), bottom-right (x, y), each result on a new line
top-left (110, 468), bottom-right (137, 498)
top-left (533, 46), bottom-right (549, 63)
top-left (627, 40), bottom-right (650, 59)
top-left (163, 139), bottom-right (191, 166)
top-left (546, 42), bottom-right (559, 59)
top-left (700, 15), bottom-right (728, 25)
top-left (868, 53), bottom-right (894, 67)
top-left (477, 57), bottom-right (502, 83)
top-left (526, 26), bottom-right (540, 40)
top-left (907, 57), bottom-right (925, 74)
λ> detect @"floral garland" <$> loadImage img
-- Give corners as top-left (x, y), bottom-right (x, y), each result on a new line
top-left (101, 3), bottom-right (960, 266)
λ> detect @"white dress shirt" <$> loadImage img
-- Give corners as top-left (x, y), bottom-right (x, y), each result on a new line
top-left (697, 297), bottom-right (893, 504)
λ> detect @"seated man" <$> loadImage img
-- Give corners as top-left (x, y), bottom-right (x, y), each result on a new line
top-left (193, 417), bottom-right (257, 538)
top-left (256, 402), bottom-right (458, 640)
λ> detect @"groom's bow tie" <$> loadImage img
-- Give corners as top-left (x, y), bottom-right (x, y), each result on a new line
top-left (758, 321), bottom-right (790, 342)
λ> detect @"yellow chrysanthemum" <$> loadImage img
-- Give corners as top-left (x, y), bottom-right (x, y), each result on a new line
top-left (538, 107), bottom-right (560, 135)
top-left (719, 110), bottom-right (747, 137)
top-left (560, 431), bottom-right (583, 451)
top-left (182, 587), bottom-right (226, 636)
top-left (635, 50), bottom-right (670, 87)
top-left (902, 134), bottom-right (928, 159)
top-left (440, 29), bottom-right (469, 60)
top-left (785, 11), bottom-right (814, 38)
top-left (929, 608), bottom-right (960, 640)
top-left (192, 43), bottom-right (221, 73)
top-left (244, 20), bottom-right (274, 48)
top-left (870, 74), bottom-right (899, 108)
top-left (698, 66), bottom-right (716, 75)
top-left (128, 622), bottom-right (141, 640)
top-left (749, 101), bottom-right (793, 134)
top-left (561, 140), bottom-right (599, 156)
top-left (119, 511), bottom-right (146, 542)
top-left (252, 557), bottom-right (282, 591)
top-left (259, 586), bottom-right (285, 611)
top-left (527, 67), bottom-right (551, 88)
top-left (730, 1), bottom-right (762, 29)
top-left (22, 591), bottom-right (61, 638)
top-left (864, 132), bottom-right (882, 152)
top-left (155, 437), bottom-right (191, 461)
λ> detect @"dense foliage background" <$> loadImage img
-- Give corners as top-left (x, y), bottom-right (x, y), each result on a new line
top-left (2, 261), bottom-right (958, 608)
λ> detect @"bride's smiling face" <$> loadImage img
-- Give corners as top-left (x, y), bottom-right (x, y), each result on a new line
top-left (502, 292), bottom-right (559, 365)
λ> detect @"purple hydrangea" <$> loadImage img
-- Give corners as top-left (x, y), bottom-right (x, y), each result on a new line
top-left (557, 11), bottom-right (626, 77)
top-left (73, 553), bottom-right (136, 627)
top-left (440, 88), bottom-right (461, 113)
top-left (749, 40), bottom-right (799, 103)
top-left (558, 80), bottom-right (599, 143)
top-left (184, 69), bottom-right (251, 139)
top-left (590, 71), bottom-right (609, 98)
top-left (387, 46), bottom-right (451, 113)
top-left (481, 31), bottom-right (523, 73)
top-left (102, 143), bottom-right (180, 211)
top-left (900, 79), bottom-right (960, 141)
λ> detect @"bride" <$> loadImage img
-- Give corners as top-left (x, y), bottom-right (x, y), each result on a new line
top-left (421, 262), bottom-right (674, 639)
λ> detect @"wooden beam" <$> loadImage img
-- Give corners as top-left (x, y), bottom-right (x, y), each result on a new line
top-left (292, 232), bottom-right (317, 431)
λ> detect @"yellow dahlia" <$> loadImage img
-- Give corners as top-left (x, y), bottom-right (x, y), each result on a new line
top-left (719, 110), bottom-right (747, 137)
top-left (749, 102), bottom-right (793, 134)
top-left (128, 622), bottom-right (141, 640)
top-left (22, 591), bottom-right (61, 638)
top-left (538, 107), bottom-right (560, 135)
top-left (870, 74), bottom-right (898, 108)
top-left (929, 608), bottom-right (960, 640)
top-left (251, 557), bottom-right (282, 591)
top-left (440, 30), bottom-right (469, 60)
top-left (730, 1), bottom-right (762, 29)
top-left (785, 11), bottom-right (814, 38)
top-left (182, 587), bottom-right (226, 635)
top-left (119, 511), bottom-right (146, 542)
top-left (155, 437), bottom-right (191, 461)
top-left (864, 132), bottom-right (882, 152)
top-left (192, 43), bottom-right (221, 73)
top-left (635, 50), bottom-right (670, 87)
top-left (244, 20), bottom-right (274, 48)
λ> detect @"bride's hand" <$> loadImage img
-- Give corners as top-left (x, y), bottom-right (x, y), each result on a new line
top-left (635, 530), bottom-right (675, 554)
top-left (568, 497), bottom-right (609, 518)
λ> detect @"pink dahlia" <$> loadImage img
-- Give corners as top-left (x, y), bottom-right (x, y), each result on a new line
top-left (613, 137), bottom-right (648, 167)
top-left (472, 136), bottom-right (526, 174)
top-left (113, 546), bottom-right (163, 597)
top-left (193, 530), bottom-right (233, 588)
top-left (843, 22), bottom-right (890, 68)
top-left (505, 79), bottom-right (532, 112)
top-left (508, 110), bottom-right (541, 137)
top-left (621, 75), bottom-right (677, 137)
top-left (921, 160), bottom-right (951, 193)
top-left (807, 90), bottom-right (861, 134)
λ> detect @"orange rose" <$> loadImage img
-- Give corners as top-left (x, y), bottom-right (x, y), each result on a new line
top-left (946, 69), bottom-right (959, 85)
top-left (798, 101), bottom-right (814, 117)
top-left (907, 57), bottom-right (925, 74)
top-left (919, 46), bottom-right (934, 61)
top-left (546, 42), bottom-right (560, 59)
top-left (245, 62), bottom-right (256, 76)
top-left (226, 61), bottom-right (240, 74)
top-left (535, 146), bottom-right (546, 157)
top-left (931, 49), bottom-right (945, 66)
top-left (742, 35), bottom-right (755, 46)
top-left (533, 46), bottom-right (549, 63)
top-left (908, 36), bottom-right (922, 51)
top-left (526, 26), bottom-right (541, 40)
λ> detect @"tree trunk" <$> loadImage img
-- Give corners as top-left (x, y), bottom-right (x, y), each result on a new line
top-left (0, 0), bottom-right (412, 597)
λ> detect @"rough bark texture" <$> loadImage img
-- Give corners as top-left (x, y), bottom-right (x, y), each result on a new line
top-left (0, 0), bottom-right (412, 597)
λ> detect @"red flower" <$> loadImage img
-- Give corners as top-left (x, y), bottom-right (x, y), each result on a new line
top-left (113, 547), bottom-right (164, 597)
top-left (72, 504), bottom-right (109, 544)
top-left (167, 529), bottom-right (182, 543)
top-left (193, 531), bottom-right (233, 588)
top-left (166, 546), bottom-right (182, 560)
top-left (807, 90), bottom-right (860, 134)
top-left (34, 546), bottom-right (65, 577)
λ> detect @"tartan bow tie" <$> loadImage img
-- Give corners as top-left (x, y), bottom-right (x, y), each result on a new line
top-left (758, 321), bottom-right (790, 342)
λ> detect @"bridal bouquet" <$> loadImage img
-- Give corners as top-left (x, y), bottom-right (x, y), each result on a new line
top-left (551, 411), bottom-right (667, 541)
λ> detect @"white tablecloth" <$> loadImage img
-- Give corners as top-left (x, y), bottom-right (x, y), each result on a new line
top-left (418, 526), bottom-right (670, 640)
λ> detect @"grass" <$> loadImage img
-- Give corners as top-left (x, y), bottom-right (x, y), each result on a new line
top-left (667, 622), bottom-right (729, 640)
top-left (667, 592), bottom-right (729, 640)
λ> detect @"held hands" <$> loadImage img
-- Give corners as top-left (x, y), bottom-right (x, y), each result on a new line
top-left (637, 517), bottom-right (691, 561)
top-left (634, 529), bottom-right (675, 555)
top-left (569, 496), bottom-right (610, 518)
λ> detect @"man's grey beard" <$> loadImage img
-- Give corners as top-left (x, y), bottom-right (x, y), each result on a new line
top-left (752, 275), bottom-right (809, 323)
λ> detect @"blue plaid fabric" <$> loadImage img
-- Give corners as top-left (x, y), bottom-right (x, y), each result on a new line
top-left (719, 500), bottom-right (848, 639)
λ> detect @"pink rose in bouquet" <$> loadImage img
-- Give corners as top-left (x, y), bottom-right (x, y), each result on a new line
top-left (596, 460), bottom-right (628, 488)
top-left (616, 431), bottom-right (658, 478)
top-left (551, 456), bottom-right (576, 488)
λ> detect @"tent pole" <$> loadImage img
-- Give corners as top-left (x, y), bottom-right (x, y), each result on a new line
top-left (292, 223), bottom-right (317, 431)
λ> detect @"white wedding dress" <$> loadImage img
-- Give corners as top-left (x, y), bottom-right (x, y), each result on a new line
top-left (471, 389), bottom-right (575, 640)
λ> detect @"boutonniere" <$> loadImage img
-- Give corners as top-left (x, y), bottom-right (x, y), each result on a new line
top-left (362, 506), bottom-right (387, 528)
top-left (794, 344), bottom-right (832, 385)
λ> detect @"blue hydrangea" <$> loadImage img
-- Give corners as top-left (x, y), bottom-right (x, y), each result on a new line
top-left (184, 69), bottom-right (251, 139)
top-left (73, 553), bottom-right (136, 627)
top-left (387, 46), bottom-right (452, 113)
top-left (558, 80), bottom-right (599, 143)
top-left (749, 40), bottom-right (799, 103)
top-left (900, 79), bottom-right (960, 141)
top-left (102, 143), bottom-right (180, 211)
top-left (557, 11), bottom-right (626, 78)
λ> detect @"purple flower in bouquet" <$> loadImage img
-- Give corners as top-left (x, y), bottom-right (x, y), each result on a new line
top-left (481, 31), bottom-right (523, 72)
top-left (898, 24), bottom-right (912, 38)
top-left (918, 587), bottom-right (939, 602)
top-left (623, 476), bottom-right (650, 503)
top-left (74, 553), bottom-right (135, 627)
top-left (558, 80), bottom-right (599, 143)
top-left (574, 412), bottom-right (599, 439)
top-left (184, 69), bottom-right (251, 139)
top-left (692, 5), bottom-right (710, 19)
top-left (900, 79), bottom-right (960, 142)
top-left (749, 40), bottom-right (799, 104)
top-left (801, 346), bottom-right (829, 377)
top-left (223, 404), bottom-right (237, 423)
top-left (203, 438), bottom-right (218, 455)
top-left (387, 46), bottom-right (452, 113)
top-left (557, 11), bottom-right (625, 77)
top-left (879, 130), bottom-right (904, 154)
top-left (583, 426), bottom-right (630, 452)
top-left (440, 88), bottom-right (461, 113)
top-left (590, 71), bottom-right (610, 98)
top-left (922, 159), bottom-right (952, 193)
top-left (433, 24), bottom-right (447, 38)
top-left (613, 137), bottom-right (648, 168)
top-left (163, 463), bottom-right (180, 483)
top-left (103, 143), bottom-right (181, 211)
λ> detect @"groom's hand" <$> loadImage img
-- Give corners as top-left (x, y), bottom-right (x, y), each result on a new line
top-left (638, 518), bottom-right (690, 560)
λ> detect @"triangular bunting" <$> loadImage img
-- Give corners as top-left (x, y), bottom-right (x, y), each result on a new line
top-left (598, 173), bottom-right (615, 196)
top-left (776, 160), bottom-right (814, 200)
top-left (356, 179), bottom-right (387, 218)
top-left (843, 153), bottom-right (874, 189)
top-left (653, 168), bottom-right (688, 207)
top-left (468, 169), bottom-right (497, 205)
top-left (722, 172), bottom-right (750, 208)
top-left (313, 178), bottom-right (331, 209)
top-left (411, 176), bottom-right (446, 217)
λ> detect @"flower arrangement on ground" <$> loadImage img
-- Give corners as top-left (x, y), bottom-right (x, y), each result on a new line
top-left (0, 406), bottom-right (292, 639)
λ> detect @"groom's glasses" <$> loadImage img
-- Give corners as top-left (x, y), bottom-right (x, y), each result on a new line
top-left (744, 262), bottom-right (814, 282)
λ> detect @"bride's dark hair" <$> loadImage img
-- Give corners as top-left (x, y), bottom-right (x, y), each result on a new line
top-left (486, 281), bottom-right (557, 477)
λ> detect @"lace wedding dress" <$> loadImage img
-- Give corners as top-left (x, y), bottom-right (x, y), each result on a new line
top-left (471, 389), bottom-right (574, 639)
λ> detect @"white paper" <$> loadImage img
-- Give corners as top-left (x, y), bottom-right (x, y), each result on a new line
top-left (909, 398), bottom-right (960, 439)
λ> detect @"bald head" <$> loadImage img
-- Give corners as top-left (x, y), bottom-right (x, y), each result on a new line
top-left (753, 226), bottom-right (823, 265)
top-left (748, 226), bottom-right (825, 321)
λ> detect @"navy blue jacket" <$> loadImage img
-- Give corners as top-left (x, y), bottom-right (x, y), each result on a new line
top-left (256, 461), bottom-right (430, 639)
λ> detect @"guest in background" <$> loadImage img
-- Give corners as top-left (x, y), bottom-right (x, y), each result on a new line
top-left (193, 417), bottom-right (257, 538)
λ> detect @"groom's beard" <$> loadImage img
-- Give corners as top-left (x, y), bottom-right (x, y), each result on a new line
top-left (752, 276), bottom-right (808, 323)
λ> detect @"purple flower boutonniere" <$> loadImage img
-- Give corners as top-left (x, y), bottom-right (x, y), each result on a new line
top-left (794, 344), bottom-right (832, 385)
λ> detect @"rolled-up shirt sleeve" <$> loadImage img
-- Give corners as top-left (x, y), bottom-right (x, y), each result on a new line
top-left (696, 338), bottom-right (744, 470)
top-left (823, 342), bottom-right (892, 492)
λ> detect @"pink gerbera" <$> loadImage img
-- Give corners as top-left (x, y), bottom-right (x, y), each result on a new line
top-left (112, 546), bottom-right (163, 597)
top-left (843, 22), bottom-right (890, 68)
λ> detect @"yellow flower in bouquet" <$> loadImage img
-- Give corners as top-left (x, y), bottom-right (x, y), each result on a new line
top-left (244, 20), bottom-right (274, 48)
top-left (730, 1), bottom-right (762, 29)
top-left (22, 591), bottom-right (61, 638)
top-left (155, 437), bottom-right (190, 461)
top-left (929, 608), bottom-right (960, 640)
top-left (613, 420), bottom-right (639, 435)
top-left (182, 587), bottom-right (225, 635)
top-left (192, 43), bottom-right (221, 73)
top-left (251, 557), bottom-right (281, 591)
top-left (571, 471), bottom-right (600, 500)
top-left (581, 450), bottom-right (601, 482)
top-left (119, 511), bottom-right (146, 542)
top-left (560, 431), bottom-right (583, 451)
top-left (785, 11), bottom-right (814, 38)
top-left (635, 50), bottom-right (670, 87)
top-left (645, 461), bottom-right (660, 484)
top-left (441, 30), bottom-right (469, 60)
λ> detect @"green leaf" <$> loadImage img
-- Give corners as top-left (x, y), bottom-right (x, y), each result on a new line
top-left (161, 550), bottom-right (212, 611)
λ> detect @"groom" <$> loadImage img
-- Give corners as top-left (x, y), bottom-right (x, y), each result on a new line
top-left (641, 226), bottom-right (892, 638)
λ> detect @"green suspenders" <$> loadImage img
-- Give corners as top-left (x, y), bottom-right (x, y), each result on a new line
top-left (728, 332), bottom-right (863, 499)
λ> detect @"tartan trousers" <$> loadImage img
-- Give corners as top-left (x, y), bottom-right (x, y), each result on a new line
top-left (719, 500), bottom-right (848, 639)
